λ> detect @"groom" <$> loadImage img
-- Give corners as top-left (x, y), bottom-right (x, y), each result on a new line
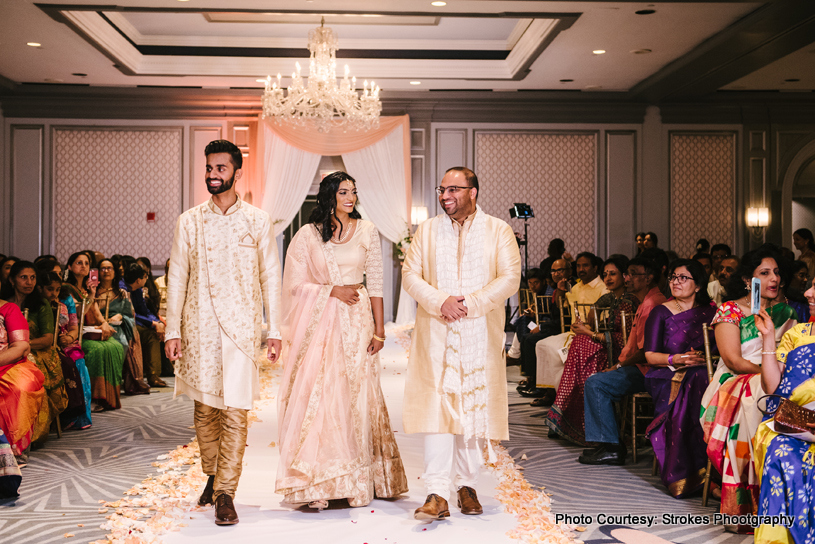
top-left (165, 139), bottom-right (282, 525)
top-left (402, 166), bottom-right (521, 521)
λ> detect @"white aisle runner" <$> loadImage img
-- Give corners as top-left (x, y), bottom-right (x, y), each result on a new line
top-left (162, 330), bottom-right (518, 544)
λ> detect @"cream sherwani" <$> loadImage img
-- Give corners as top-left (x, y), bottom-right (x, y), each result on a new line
top-left (166, 196), bottom-right (281, 411)
top-left (402, 212), bottom-right (521, 441)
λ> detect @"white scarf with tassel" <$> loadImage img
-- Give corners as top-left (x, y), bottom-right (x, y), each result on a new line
top-left (435, 205), bottom-right (489, 441)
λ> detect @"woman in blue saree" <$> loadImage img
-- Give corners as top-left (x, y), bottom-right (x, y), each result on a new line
top-left (753, 278), bottom-right (815, 544)
top-left (643, 259), bottom-right (717, 498)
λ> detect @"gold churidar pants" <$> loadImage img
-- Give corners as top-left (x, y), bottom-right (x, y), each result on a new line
top-left (194, 400), bottom-right (248, 499)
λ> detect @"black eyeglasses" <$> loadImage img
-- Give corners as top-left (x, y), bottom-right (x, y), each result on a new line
top-left (435, 185), bottom-right (473, 196)
top-left (668, 274), bottom-right (694, 284)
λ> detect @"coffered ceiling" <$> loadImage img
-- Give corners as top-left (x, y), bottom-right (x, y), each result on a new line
top-left (1, 1), bottom-right (814, 101)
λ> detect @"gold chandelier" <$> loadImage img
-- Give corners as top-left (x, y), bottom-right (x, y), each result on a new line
top-left (261, 18), bottom-right (382, 133)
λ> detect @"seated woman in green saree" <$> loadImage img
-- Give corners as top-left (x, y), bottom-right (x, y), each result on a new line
top-left (95, 259), bottom-right (149, 396)
top-left (62, 252), bottom-right (124, 411)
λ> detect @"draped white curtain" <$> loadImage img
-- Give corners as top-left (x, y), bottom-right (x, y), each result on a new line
top-left (342, 127), bottom-right (415, 324)
top-left (258, 127), bottom-right (321, 237)
top-left (258, 118), bottom-right (415, 323)
top-left (341, 127), bottom-right (408, 244)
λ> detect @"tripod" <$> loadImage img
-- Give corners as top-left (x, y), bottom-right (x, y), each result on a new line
top-left (518, 217), bottom-right (529, 279)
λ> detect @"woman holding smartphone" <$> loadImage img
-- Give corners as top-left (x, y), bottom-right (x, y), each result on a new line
top-left (699, 245), bottom-right (797, 532)
top-left (62, 252), bottom-right (125, 411)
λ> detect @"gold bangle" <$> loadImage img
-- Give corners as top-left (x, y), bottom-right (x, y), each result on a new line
top-left (373, 334), bottom-right (386, 342)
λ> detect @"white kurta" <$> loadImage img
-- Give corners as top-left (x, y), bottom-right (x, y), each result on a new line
top-left (401, 212), bottom-right (521, 440)
top-left (166, 197), bottom-right (282, 410)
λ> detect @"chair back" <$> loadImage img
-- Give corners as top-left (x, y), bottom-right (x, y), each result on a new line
top-left (96, 294), bottom-right (111, 321)
top-left (702, 323), bottom-right (716, 381)
top-left (52, 301), bottom-right (60, 348)
top-left (574, 302), bottom-right (597, 331)
top-left (620, 310), bottom-right (631, 346)
top-left (535, 294), bottom-right (552, 324)
top-left (559, 296), bottom-right (572, 334)
top-left (78, 298), bottom-right (86, 340)
top-left (519, 288), bottom-right (534, 317)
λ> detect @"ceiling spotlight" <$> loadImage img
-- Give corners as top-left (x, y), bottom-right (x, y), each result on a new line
top-left (631, 49), bottom-right (652, 55)
top-left (409, 81), bottom-right (422, 85)
top-left (256, 78), bottom-right (267, 83)
top-left (72, 72), bottom-right (88, 77)
top-left (592, 50), bottom-right (606, 55)
top-left (27, 42), bottom-right (42, 47)
top-left (635, 9), bottom-right (656, 15)
top-left (44, 78), bottom-right (64, 83)
top-left (559, 79), bottom-right (574, 83)
top-left (785, 78), bottom-right (801, 82)
top-left (431, 1), bottom-right (447, 5)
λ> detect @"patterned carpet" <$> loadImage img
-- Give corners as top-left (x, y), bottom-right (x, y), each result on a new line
top-left (1, 367), bottom-right (754, 544)
top-left (503, 365), bottom-right (752, 544)
top-left (0, 380), bottom-right (194, 543)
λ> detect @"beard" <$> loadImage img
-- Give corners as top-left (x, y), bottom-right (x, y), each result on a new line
top-left (206, 173), bottom-right (236, 195)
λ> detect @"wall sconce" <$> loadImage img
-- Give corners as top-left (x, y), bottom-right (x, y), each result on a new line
top-left (411, 206), bottom-right (428, 226)
top-left (746, 207), bottom-right (769, 228)
top-left (747, 207), bottom-right (769, 240)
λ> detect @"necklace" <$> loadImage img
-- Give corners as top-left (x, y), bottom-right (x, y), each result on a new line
top-left (674, 298), bottom-right (684, 313)
top-left (332, 220), bottom-right (355, 243)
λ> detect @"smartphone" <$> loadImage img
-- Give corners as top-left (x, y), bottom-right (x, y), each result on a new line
top-left (751, 277), bottom-right (761, 315)
top-left (89, 268), bottom-right (99, 286)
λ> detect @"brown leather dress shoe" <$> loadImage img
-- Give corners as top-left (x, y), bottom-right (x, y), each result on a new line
top-left (457, 486), bottom-right (483, 515)
top-left (198, 475), bottom-right (215, 506)
top-left (414, 494), bottom-right (450, 521)
top-left (214, 494), bottom-right (239, 525)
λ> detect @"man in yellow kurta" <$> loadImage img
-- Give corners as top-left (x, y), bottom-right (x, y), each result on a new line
top-left (165, 140), bottom-right (282, 526)
top-left (402, 166), bottom-right (521, 521)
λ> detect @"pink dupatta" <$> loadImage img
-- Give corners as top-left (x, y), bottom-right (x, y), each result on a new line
top-left (275, 224), bottom-right (407, 506)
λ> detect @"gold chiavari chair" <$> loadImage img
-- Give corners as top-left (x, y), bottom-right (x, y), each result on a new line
top-left (47, 301), bottom-right (63, 438)
top-left (77, 297), bottom-right (87, 342)
top-left (52, 301), bottom-right (60, 349)
top-left (534, 294), bottom-right (553, 325)
top-left (518, 288), bottom-right (535, 317)
top-left (700, 323), bottom-right (718, 507)
top-left (617, 307), bottom-right (654, 465)
top-left (558, 295), bottom-right (572, 334)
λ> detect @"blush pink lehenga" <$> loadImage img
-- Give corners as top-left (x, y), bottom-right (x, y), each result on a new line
top-left (275, 221), bottom-right (408, 507)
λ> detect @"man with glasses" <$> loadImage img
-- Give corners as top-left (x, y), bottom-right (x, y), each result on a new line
top-left (402, 166), bottom-right (521, 521)
top-left (578, 255), bottom-right (666, 465)
top-left (516, 260), bottom-right (573, 396)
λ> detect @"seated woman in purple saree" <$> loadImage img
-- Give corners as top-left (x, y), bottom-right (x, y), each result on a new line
top-left (643, 259), bottom-right (717, 498)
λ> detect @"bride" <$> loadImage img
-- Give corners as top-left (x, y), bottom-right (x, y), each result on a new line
top-left (275, 171), bottom-right (408, 510)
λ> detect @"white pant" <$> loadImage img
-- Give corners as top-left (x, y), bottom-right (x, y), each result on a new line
top-left (507, 333), bottom-right (521, 359)
top-left (422, 433), bottom-right (484, 498)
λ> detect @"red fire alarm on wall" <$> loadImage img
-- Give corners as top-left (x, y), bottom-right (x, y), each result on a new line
top-left (147, 212), bottom-right (156, 223)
